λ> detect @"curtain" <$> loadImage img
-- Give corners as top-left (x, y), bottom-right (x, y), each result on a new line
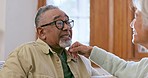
top-left (38, 0), bottom-right (46, 9)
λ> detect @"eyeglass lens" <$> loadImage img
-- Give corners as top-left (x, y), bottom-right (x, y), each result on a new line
top-left (56, 20), bottom-right (74, 30)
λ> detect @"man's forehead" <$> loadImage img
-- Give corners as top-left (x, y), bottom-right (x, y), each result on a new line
top-left (44, 9), bottom-right (69, 20)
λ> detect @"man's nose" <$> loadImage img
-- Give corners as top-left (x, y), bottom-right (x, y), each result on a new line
top-left (62, 23), bottom-right (71, 31)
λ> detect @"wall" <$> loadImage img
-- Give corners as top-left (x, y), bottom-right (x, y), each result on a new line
top-left (0, 0), bottom-right (38, 60)
top-left (0, 0), bottom-right (6, 60)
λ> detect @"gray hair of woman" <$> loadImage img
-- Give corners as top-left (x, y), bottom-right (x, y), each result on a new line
top-left (133, 0), bottom-right (148, 26)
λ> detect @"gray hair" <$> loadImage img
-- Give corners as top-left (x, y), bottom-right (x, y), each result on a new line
top-left (35, 5), bottom-right (59, 27)
top-left (133, 0), bottom-right (148, 26)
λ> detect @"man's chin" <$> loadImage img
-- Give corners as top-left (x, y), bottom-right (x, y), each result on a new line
top-left (59, 40), bottom-right (72, 48)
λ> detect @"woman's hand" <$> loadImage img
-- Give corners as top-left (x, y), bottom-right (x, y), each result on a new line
top-left (68, 41), bottom-right (93, 58)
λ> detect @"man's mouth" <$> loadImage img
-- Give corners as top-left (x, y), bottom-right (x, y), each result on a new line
top-left (59, 34), bottom-right (72, 48)
top-left (60, 34), bottom-right (71, 41)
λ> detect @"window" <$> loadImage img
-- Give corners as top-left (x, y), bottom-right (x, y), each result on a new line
top-left (47, 0), bottom-right (90, 45)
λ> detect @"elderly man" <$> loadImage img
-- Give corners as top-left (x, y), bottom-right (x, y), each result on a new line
top-left (0, 5), bottom-right (102, 78)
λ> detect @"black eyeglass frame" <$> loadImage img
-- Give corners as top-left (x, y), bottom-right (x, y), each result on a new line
top-left (40, 19), bottom-right (74, 30)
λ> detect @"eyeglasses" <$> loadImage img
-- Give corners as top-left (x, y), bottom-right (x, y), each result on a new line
top-left (40, 19), bottom-right (74, 30)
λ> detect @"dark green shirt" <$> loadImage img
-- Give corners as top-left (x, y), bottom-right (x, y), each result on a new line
top-left (58, 51), bottom-right (74, 78)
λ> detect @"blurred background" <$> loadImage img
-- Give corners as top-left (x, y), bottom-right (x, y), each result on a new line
top-left (0, 0), bottom-right (147, 61)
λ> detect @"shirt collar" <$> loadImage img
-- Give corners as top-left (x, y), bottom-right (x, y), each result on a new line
top-left (36, 38), bottom-right (76, 62)
top-left (67, 54), bottom-right (77, 62)
top-left (36, 38), bottom-right (55, 54)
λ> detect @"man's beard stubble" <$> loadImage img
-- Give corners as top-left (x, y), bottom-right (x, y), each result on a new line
top-left (59, 39), bottom-right (72, 48)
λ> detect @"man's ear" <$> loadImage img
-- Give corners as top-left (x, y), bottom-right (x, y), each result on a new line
top-left (36, 27), bottom-right (46, 40)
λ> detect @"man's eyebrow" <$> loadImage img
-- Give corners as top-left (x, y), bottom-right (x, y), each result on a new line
top-left (53, 15), bottom-right (61, 20)
top-left (53, 14), bottom-right (69, 20)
